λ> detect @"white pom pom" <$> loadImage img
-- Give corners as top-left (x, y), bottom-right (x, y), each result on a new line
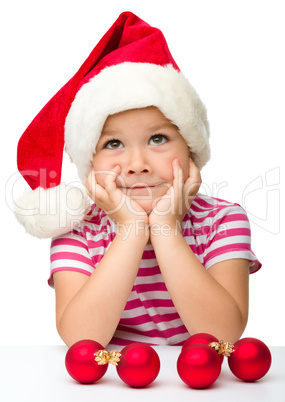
top-left (14, 184), bottom-right (91, 238)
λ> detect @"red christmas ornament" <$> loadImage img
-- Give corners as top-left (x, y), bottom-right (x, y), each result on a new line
top-left (182, 332), bottom-right (224, 363)
top-left (228, 337), bottom-right (272, 381)
top-left (177, 343), bottom-right (221, 389)
top-left (65, 340), bottom-right (108, 383)
top-left (182, 333), bottom-right (220, 350)
top-left (116, 343), bottom-right (160, 388)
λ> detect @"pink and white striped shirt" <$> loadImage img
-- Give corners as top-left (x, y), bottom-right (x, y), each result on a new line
top-left (49, 194), bottom-right (261, 346)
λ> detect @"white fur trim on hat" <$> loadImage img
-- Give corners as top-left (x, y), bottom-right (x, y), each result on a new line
top-left (65, 62), bottom-right (210, 184)
top-left (14, 184), bottom-right (91, 238)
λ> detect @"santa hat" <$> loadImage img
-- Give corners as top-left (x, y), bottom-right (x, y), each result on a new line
top-left (15, 11), bottom-right (210, 239)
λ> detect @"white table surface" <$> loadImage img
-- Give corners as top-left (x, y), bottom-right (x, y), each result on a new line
top-left (0, 345), bottom-right (284, 402)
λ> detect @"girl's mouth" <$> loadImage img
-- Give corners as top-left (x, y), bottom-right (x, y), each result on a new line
top-left (124, 183), bottom-right (164, 189)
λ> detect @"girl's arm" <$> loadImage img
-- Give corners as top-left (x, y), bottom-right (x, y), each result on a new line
top-left (54, 224), bottom-right (148, 348)
top-left (151, 231), bottom-right (249, 343)
top-left (149, 159), bottom-right (249, 343)
top-left (54, 166), bottom-right (149, 347)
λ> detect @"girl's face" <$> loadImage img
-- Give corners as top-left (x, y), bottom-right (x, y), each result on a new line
top-left (92, 106), bottom-right (190, 213)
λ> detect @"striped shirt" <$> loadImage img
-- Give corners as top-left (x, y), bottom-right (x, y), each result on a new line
top-left (49, 194), bottom-right (261, 346)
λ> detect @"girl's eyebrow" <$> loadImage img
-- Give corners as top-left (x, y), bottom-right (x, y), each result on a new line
top-left (100, 122), bottom-right (177, 137)
top-left (148, 122), bottom-right (178, 131)
top-left (100, 129), bottom-right (122, 137)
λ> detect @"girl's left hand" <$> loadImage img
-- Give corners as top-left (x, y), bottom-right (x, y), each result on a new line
top-left (149, 158), bottom-right (201, 232)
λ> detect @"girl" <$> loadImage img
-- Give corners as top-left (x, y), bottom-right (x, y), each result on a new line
top-left (15, 12), bottom-right (261, 348)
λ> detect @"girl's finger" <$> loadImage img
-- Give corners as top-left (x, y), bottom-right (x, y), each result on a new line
top-left (86, 169), bottom-right (97, 197)
top-left (188, 158), bottom-right (202, 184)
top-left (183, 159), bottom-right (201, 203)
top-left (172, 159), bottom-right (183, 195)
top-left (86, 169), bottom-right (108, 202)
top-left (172, 159), bottom-right (184, 214)
top-left (104, 165), bottom-right (121, 192)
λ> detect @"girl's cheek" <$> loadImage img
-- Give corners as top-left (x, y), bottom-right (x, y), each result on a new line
top-left (92, 155), bottom-right (117, 172)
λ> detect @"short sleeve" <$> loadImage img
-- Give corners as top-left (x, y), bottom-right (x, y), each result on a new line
top-left (203, 203), bottom-right (261, 274)
top-left (48, 231), bottom-right (95, 287)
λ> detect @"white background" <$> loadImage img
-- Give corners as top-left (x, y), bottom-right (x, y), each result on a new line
top-left (1, 0), bottom-right (284, 346)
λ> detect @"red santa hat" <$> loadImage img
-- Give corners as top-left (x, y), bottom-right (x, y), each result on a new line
top-left (15, 11), bottom-right (210, 238)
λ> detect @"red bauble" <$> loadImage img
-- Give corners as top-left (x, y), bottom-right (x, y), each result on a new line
top-left (182, 333), bottom-right (224, 363)
top-left (182, 333), bottom-right (219, 350)
top-left (65, 340), bottom-right (108, 383)
top-left (228, 337), bottom-right (272, 382)
top-left (177, 343), bottom-right (221, 389)
top-left (116, 343), bottom-right (160, 388)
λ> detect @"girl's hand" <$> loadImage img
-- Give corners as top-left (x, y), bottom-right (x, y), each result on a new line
top-left (183, 157), bottom-right (202, 212)
top-left (149, 158), bottom-right (201, 233)
top-left (86, 166), bottom-right (149, 228)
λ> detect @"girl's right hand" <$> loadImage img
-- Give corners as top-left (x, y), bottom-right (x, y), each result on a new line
top-left (86, 165), bottom-right (149, 229)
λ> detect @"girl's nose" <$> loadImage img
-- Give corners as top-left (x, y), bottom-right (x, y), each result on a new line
top-left (125, 149), bottom-right (151, 175)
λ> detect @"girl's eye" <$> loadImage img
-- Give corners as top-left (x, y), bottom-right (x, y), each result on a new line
top-left (149, 134), bottom-right (168, 145)
top-left (104, 139), bottom-right (123, 149)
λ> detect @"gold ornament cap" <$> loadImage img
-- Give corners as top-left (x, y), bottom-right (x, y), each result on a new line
top-left (95, 350), bottom-right (122, 366)
top-left (208, 340), bottom-right (234, 357)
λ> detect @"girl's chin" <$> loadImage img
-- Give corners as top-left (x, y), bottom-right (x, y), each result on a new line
top-left (131, 199), bottom-right (155, 215)
top-left (127, 190), bottom-right (169, 215)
